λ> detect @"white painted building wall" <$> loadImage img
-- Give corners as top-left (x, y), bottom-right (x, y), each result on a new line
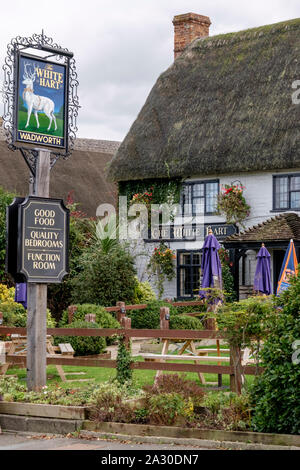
top-left (131, 168), bottom-right (300, 299)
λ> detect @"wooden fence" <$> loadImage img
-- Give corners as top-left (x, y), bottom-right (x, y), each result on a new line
top-left (0, 301), bottom-right (264, 394)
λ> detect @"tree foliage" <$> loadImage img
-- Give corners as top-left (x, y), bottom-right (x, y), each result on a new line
top-left (0, 186), bottom-right (15, 282)
top-left (250, 275), bottom-right (300, 434)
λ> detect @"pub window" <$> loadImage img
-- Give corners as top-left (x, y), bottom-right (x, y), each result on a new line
top-left (273, 175), bottom-right (300, 210)
top-left (181, 180), bottom-right (219, 216)
top-left (177, 250), bottom-right (202, 298)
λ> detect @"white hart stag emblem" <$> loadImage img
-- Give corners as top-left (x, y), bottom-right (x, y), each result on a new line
top-left (22, 62), bottom-right (57, 131)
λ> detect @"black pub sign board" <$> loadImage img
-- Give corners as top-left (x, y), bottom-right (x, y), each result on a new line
top-left (7, 196), bottom-right (69, 283)
top-left (146, 223), bottom-right (237, 242)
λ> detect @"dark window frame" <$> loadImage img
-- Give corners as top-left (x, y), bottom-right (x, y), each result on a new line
top-left (181, 180), bottom-right (219, 216)
top-left (176, 249), bottom-right (202, 299)
top-left (273, 174), bottom-right (300, 211)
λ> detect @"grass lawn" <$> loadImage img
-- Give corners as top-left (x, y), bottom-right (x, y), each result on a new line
top-left (6, 354), bottom-right (255, 391)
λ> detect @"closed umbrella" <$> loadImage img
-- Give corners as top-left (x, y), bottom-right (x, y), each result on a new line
top-left (199, 229), bottom-right (223, 387)
top-left (14, 283), bottom-right (27, 309)
top-left (253, 244), bottom-right (271, 295)
top-left (200, 230), bottom-right (223, 298)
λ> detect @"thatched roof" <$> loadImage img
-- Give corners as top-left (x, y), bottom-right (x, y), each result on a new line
top-left (108, 18), bottom-right (300, 182)
top-left (0, 119), bottom-right (120, 216)
top-left (225, 213), bottom-right (300, 244)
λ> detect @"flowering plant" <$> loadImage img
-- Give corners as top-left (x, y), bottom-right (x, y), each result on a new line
top-left (66, 190), bottom-right (88, 219)
top-left (216, 184), bottom-right (250, 227)
top-left (0, 284), bottom-right (15, 303)
top-left (148, 243), bottom-right (176, 299)
top-left (129, 190), bottom-right (154, 225)
top-left (130, 189), bottom-right (153, 206)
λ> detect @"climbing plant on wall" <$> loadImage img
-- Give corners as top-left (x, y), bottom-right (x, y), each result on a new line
top-left (119, 179), bottom-right (182, 211)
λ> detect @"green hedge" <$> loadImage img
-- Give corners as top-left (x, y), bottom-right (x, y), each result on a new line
top-left (55, 320), bottom-right (106, 356)
top-left (129, 300), bottom-right (203, 330)
top-left (59, 304), bottom-right (120, 346)
top-left (0, 301), bottom-right (56, 328)
top-left (169, 315), bottom-right (203, 330)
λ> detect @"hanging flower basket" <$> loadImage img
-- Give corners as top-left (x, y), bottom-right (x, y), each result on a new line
top-left (216, 184), bottom-right (250, 227)
top-left (147, 243), bottom-right (176, 299)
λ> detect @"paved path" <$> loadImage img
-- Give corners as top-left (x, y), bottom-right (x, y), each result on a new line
top-left (0, 431), bottom-right (211, 451)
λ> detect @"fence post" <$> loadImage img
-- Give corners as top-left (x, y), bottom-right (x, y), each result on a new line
top-left (67, 305), bottom-right (77, 324)
top-left (85, 314), bottom-right (96, 323)
top-left (123, 316), bottom-right (131, 350)
top-left (116, 302), bottom-right (131, 349)
top-left (160, 307), bottom-right (170, 330)
top-left (230, 344), bottom-right (243, 395)
top-left (116, 301), bottom-right (126, 324)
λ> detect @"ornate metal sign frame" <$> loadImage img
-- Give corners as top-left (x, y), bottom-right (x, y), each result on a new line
top-left (2, 32), bottom-right (79, 175)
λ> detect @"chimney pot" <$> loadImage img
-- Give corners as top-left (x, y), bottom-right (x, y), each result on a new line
top-left (173, 12), bottom-right (211, 59)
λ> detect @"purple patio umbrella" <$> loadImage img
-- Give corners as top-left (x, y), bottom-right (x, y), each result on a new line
top-left (199, 229), bottom-right (223, 387)
top-left (14, 283), bottom-right (27, 309)
top-left (253, 244), bottom-right (271, 295)
top-left (200, 230), bottom-right (223, 298)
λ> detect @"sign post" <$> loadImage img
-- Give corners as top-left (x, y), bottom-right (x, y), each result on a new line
top-left (2, 32), bottom-right (79, 391)
top-left (27, 150), bottom-right (50, 390)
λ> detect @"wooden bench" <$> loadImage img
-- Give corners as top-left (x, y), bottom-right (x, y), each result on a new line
top-left (1, 336), bottom-right (91, 383)
top-left (46, 340), bottom-right (92, 383)
top-left (140, 353), bottom-right (231, 363)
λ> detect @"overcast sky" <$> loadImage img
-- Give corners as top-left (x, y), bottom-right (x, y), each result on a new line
top-left (1, 0), bottom-right (300, 142)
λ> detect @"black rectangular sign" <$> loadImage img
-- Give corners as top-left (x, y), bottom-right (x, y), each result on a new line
top-left (6, 197), bottom-right (26, 282)
top-left (146, 223), bottom-right (237, 242)
top-left (17, 197), bottom-right (69, 283)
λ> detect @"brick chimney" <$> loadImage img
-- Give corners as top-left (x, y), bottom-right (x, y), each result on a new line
top-left (173, 12), bottom-right (211, 59)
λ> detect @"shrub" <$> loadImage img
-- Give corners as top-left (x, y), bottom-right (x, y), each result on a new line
top-left (147, 392), bottom-right (193, 426)
top-left (0, 284), bottom-right (15, 302)
top-left (89, 382), bottom-right (135, 423)
top-left (70, 243), bottom-right (137, 306)
top-left (133, 278), bottom-right (156, 304)
top-left (143, 374), bottom-right (205, 407)
top-left (174, 301), bottom-right (206, 315)
top-left (55, 320), bottom-right (106, 356)
top-left (129, 300), bottom-right (178, 329)
top-left (250, 274), bottom-right (300, 434)
top-left (216, 295), bottom-right (275, 348)
top-left (0, 376), bottom-right (94, 405)
top-left (0, 187), bottom-right (15, 282)
top-left (169, 315), bottom-right (203, 330)
top-left (59, 303), bottom-right (120, 345)
top-left (130, 300), bottom-right (203, 330)
top-left (47, 194), bottom-right (94, 320)
top-left (201, 391), bottom-right (251, 431)
top-left (0, 301), bottom-right (26, 327)
top-left (60, 304), bottom-right (119, 328)
top-left (0, 300), bottom-right (55, 328)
